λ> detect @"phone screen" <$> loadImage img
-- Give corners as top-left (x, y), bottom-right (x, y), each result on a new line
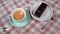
top-left (35, 3), bottom-right (47, 17)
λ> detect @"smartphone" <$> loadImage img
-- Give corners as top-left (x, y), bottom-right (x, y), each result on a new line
top-left (35, 3), bottom-right (47, 17)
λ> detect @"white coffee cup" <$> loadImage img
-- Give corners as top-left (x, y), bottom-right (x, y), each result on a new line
top-left (11, 8), bottom-right (26, 21)
top-left (30, 1), bottom-right (53, 21)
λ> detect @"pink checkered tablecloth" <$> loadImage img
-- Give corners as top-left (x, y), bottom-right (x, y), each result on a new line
top-left (0, 0), bottom-right (60, 34)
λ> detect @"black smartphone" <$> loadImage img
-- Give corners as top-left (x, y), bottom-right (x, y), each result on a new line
top-left (35, 3), bottom-right (47, 17)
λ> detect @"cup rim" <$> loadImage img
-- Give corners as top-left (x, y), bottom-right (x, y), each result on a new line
top-left (30, 1), bottom-right (53, 21)
top-left (11, 8), bottom-right (26, 21)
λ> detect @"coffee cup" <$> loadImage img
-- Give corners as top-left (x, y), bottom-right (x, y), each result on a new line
top-left (30, 1), bottom-right (53, 21)
top-left (10, 8), bottom-right (26, 22)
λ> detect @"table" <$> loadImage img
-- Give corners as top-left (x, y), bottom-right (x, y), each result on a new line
top-left (0, 0), bottom-right (60, 34)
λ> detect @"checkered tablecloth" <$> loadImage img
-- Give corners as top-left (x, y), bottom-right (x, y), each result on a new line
top-left (0, 0), bottom-right (60, 34)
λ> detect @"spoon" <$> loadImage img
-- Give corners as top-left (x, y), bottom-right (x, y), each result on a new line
top-left (41, 14), bottom-right (57, 30)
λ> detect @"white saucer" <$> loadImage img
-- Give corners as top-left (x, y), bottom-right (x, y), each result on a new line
top-left (30, 1), bottom-right (53, 21)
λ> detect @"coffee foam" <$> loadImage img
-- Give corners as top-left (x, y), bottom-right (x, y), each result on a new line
top-left (13, 11), bottom-right (25, 20)
top-left (11, 8), bottom-right (26, 21)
